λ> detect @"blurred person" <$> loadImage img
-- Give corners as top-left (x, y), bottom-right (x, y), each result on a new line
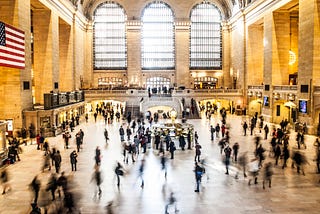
top-left (114, 162), bottom-right (125, 189)
top-left (91, 165), bottom-right (103, 197)
top-left (29, 175), bottom-right (41, 204)
top-left (160, 153), bottom-right (168, 179)
top-left (57, 171), bottom-right (68, 198)
top-left (138, 158), bottom-right (145, 188)
top-left (1, 168), bottom-right (11, 194)
top-left (46, 173), bottom-right (58, 201)
top-left (104, 128), bottom-right (109, 143)
top-left (165, 192), bottom-right (179, 214)
top-left (292, 150), bottom-right (307, 175)
top-left (42, 152), bottom-right (51, 172)
top-left (248, 158), bottom-right (259, 185)
top-left (236, 152), bottom-right (248, 179)
top-left (282, 145), bottom-right (290, 169)
top-left (95, 146), bottom-right (102, 166)
top-left (262, 162), bottom-right (273, 189)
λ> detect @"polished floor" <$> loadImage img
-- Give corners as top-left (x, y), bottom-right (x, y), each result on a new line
top-left (1, 114), bottom-right (320, 214)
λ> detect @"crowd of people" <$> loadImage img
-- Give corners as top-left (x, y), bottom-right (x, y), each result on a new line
top-left (1, 102), bottom-right (320, 214)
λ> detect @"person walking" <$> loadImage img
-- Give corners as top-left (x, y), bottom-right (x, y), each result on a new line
top-left (194, 162), bottom-right (205, 192)
top-left (165, 192), bottom-right (179, 214)
top-left (30, 175), bottom-right (41, 204)
top-left (70, 150), bottom-right (78, 171)
top-left (91, 165), bottom-right (103, 198)
top-left (138, 159), bottom-right (145, 188)
top-left (95, 146), bottom-right (102, 166)
top-left (1, 169), bottom-right (11, 194)
top-left (46, 173), bottom-right (58, 201)
top-left (160, 153), bottom-right (168, 179)
top-left (114, 162), bottom-right (124, 189)
top-left (262, 162), bottom-right (273, 189)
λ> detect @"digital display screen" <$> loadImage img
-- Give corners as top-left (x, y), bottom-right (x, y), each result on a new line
top-left (299, 100), bottom-right (307, 113)
top-left (263, 96), bottom-right (269, 107)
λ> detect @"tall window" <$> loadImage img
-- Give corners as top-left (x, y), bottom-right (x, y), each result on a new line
top-left (141, 2), bottom-right (175, 70)
top-left (190, 2), bottom-right (222, 69)
top-left (93, 2), bottom-right (127, 69)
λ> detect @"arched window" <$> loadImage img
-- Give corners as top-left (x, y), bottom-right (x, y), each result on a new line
top-left (93, 2), bottom-right (127, 69)
top-left (190, 2), bottom-right (222, 69)
top-left (141, 2), bottom-right (175, 70)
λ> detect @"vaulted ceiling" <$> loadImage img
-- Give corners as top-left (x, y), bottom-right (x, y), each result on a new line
top-left (80, 0), bottom-right (236, 20)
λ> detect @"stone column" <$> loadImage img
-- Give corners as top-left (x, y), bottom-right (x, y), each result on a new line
top-left (222, 21), bottom-right (232, 89)
top-left (175, 19), bottom-right (190, 88)
top-left (33, 10), bottom-right (59, 104)
top-left (84, 21), bottom-right (93, 88)
top-left (59, 20), bottom-right (73, 91)
top-left (126, 20), bottom-right (141, 86)
top-left (298, 0), bottom-right (320, 131)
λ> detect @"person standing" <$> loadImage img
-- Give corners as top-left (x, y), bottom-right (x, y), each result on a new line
top-left (70, 150), bottom-right (78, 171)
top-left (63, 131), bottom-right (71, 149)
top-left (179, 134), bottom-right (186, 151)
top-left (224, 144), bottom-right (232, 175)
top-left (75, 133), bottom-right (82, 152)
top-left (215, 123), bottom-right (221, 138)
top-left (242, 121), bottom-right (248, 136)
top-left (169, 141), bottom-right (176, 159)
top-left (119, 126), bottom-right (125, 142)
top-left (53, 150), bottom-right (62, 173)
top-left (232, 142), bottom-right (239, 162)
top-left (210, 125), bottom-right (215, 141)
top-left (194, 143), bottom-right (202, 162)
top-left (187, 129), bottom-right (192, 149)
top-left (264, 124), bottom-right (269, 140)
top-left (126, 126), bottom-right (132, 141)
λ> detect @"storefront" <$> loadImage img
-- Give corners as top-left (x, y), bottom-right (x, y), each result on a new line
top-left (24, 102), bottom-right (85, 137)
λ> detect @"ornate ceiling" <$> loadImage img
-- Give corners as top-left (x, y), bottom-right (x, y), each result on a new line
top-left (77, 0), bottom-right (238, 20)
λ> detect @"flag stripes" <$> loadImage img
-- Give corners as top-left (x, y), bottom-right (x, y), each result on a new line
top-left (0, 21), bottom-right (25, 69)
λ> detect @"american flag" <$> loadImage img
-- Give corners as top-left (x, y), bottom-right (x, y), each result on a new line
top-left (0, 21), bottom-right (25, 69)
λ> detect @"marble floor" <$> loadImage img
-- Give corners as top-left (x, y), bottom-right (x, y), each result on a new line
top-left (1, 114), bottom-right (320, 214)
